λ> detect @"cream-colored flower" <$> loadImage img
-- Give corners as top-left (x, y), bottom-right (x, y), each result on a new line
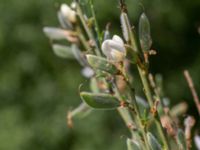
top-left (60, 4), bottom-right (76, 23)
top-left (101, 35), bottom-right (126, 62)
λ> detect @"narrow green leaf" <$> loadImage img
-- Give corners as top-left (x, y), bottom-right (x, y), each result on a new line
top-left (69, 102), bottom-right (91, 118)
top-left (86, 55), bottom-right (119, 74)
top-left (120, 12), bottom-right (131, 42)
top-left (90, 78), bottom-right (100, 93)
top-left (139, 13), bottom-right (152, 51)
top-left (177, 129), bottom-right (187, 150)
top-left (147, 132), bottom-right (162, 150)
top-left (127, 138), bottom-right (142, 150)
top-left (52, 44), bottom-right (74, 58)
top-left (120, 12), bottom-right (138, 52)
top-left (67, 102), bottom-right (91, 128)
top-left (125, 45), bottom-right (138, 64)
top-left (135, 96), bottom-right (149, 115)
top-left (80, 92), bottom-right (120, 109)
top-left (71, 44), bottom-right (88, 66)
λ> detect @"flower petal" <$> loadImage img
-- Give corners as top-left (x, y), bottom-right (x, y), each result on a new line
top-left (60, 4), bottom-right (76, 23)
top-left (101, 36), bottom-right (126, 62)
top-left (110, 50), bottom-right (125, 61)
top-left (101, 40), bottom-right (112, 58)
top-left (108, 40), bottom-right (125, 53)
top-left (112, 35), bottom-right (124, 45)
top-left (60, 4), bottom-right (71, 17)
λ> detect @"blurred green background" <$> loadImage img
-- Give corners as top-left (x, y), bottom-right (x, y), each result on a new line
top-left (0, 0), bottom-right (199, 149)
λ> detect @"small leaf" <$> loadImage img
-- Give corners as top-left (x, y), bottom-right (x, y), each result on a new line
top-left (125, 45), bottom-right (138, 64)
top-left (80, 92), bottom-right (120, 109)
top-left (147, 132), bottom-right (162, 150)
top-left (126, 138), bottom-right (142, 150)
top-left (120, 12), bottom-right (131, 42)
top-left (69, 102), bottom-right (91, 118)
top-left (170, 102), bottom-right (188, 117)
top-left (67, 102), bottom-right (91, 128)
top-left (52, 44), bottom-right (74, 58)
top-left (177, 129), bottom-right (187, 150)
top-left (71, 44), bottom-right (88, 66)
top-left (136, 96), bottom-right (149, 108)
top-left (135, 96), bottom-right (149, 115)
top-left (90, 78), bottom-right (100, 93)
top-left (155, 74), bottom-right (163, 95)
top-left (86, 55), bottom-right (119, 74)
top-left (103, 30), bottom-right (110, 41)
top-left (139, 13), bottom-right (152, 51)
top-left (120, 12), bottom-right (138, 52)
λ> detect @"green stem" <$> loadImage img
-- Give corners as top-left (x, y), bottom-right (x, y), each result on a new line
top-left (89, 0), bottom-right (102, 45)
top-left (125, 78), bottom-right (150, 150)
top-left (113, 84), bottom-right (136, 136)
top-left (117, 108), bottom-right (136, 135)
top-left (129, 90), bottom-right (150, 150)
top-left (137, 67), bottom-right (153, 106)
top-left (113, 75), bottom-right (150, 150)
top-left (137, 66), bottom-right (170, 150)
top-left (122, 9), bottom-right (170, 149)
top-left (76, 3), bottom-right (101, 56)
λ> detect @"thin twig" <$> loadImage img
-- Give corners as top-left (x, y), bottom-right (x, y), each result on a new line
top-left (184, 70), bottom-right (200, 115)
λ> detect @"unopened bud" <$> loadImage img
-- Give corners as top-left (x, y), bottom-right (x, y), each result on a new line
top-left (81, 67), bottom-right (94, 78)
top-left (60, 4), bottom-right (77, 23)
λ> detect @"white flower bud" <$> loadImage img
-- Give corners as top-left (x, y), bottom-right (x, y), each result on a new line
top-left (60, 4), bottom-right (76, 23)
top-left (81, 67), bottom-right (94, 78)
top-left (194, 135), bottom-right (200, 150)
top-left (101, 35), bottom-right (126, 62)
top-left (70, 2), bottom-right (77, 9)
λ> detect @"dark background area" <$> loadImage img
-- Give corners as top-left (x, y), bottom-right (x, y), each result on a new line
top-left (0, 0), bottom-right (199, 149)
